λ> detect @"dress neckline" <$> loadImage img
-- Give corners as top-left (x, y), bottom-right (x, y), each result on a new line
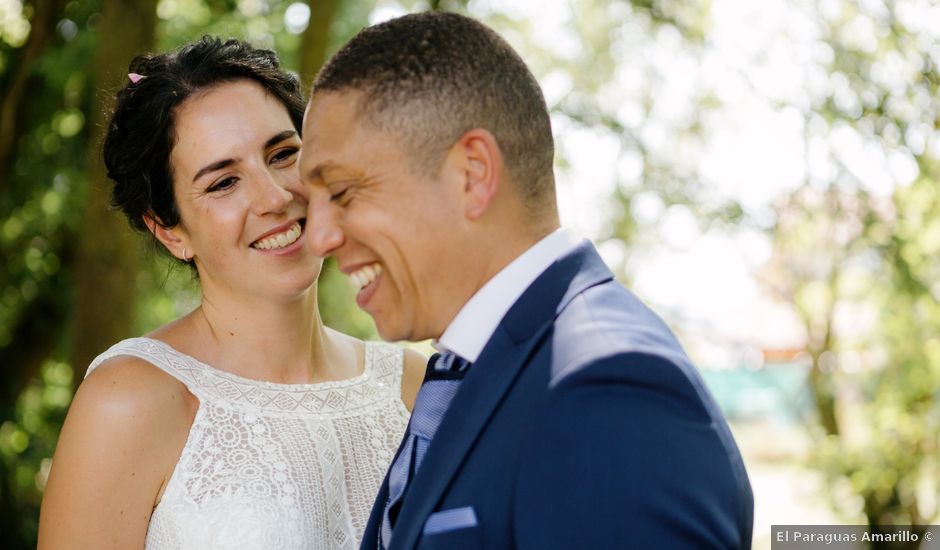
top-left (135, 336), bottom-right (372, 392)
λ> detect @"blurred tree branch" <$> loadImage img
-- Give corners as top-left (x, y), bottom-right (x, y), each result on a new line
top-left (430, 0), bottom-right (471, 12)
top-left (0, 0), bottom-right (66, 190)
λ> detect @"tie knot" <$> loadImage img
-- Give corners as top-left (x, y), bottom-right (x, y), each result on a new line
top-left (434, 351), bottom-right (470, 373)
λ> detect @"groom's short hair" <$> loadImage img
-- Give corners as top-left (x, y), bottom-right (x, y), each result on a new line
top-left (313, 11), bottom-right (556, 218)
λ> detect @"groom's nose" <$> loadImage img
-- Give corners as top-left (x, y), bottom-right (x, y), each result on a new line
top-left (306, 192), bottom-right (344, 258)
top-left (307, 224), bottom-right (344, 257)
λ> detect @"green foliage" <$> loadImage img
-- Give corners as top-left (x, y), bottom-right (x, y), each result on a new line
top-left (0, 1), bottom-right (379, 547)
top-left (0, 0), bottom-right (97, 351)
top-left (0, 2), bottom-right (101, 543)
top-left (0, 360), bottom-right (73, 545)
top-left (762, 0), bottom-right (940, 534)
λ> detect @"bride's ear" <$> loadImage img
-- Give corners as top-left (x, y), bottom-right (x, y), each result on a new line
top-left (143, 214), bottom-right (190, 262)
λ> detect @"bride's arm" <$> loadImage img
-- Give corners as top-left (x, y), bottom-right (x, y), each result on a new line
top-left (38, 357), bottom-right (196, 550)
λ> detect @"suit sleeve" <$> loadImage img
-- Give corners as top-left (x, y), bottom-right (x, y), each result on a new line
top-left (512, 352), bottom-right (752, 549)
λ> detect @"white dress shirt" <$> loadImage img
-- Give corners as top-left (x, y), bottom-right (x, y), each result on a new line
top-left (435, 228), bottom-right (584, 362)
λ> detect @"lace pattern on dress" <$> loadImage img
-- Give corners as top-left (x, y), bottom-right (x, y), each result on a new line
top-left (87, 337), bottom-right (409, 550)
top-left (88, 338), bottom-right (405, 418)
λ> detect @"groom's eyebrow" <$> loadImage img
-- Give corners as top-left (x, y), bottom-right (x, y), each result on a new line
top-left (306, 161), bottom-right (340, 183)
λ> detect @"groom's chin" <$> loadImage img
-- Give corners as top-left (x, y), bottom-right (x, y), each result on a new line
top-left (372, 317), bottom-right (430, 344)
top-left (370, 314), bottom-right (402, 342)
top-left (374, 323), bottom-right (412, 343)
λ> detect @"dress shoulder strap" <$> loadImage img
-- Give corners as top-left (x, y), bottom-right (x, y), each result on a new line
top-left (86, 337), bottom-right (203, 393)
top-left (364, 341), bottom-right (404, 392)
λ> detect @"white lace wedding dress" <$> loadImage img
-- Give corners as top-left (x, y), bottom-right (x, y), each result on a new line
top-left (87, 337), bottom-right (410, 550)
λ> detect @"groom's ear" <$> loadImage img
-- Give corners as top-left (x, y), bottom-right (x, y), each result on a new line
top-left (453, 128), bottom-right (503, 221)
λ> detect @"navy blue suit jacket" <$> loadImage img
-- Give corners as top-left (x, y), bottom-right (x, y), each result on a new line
top-left (361, 242), bottom-right (753, 549)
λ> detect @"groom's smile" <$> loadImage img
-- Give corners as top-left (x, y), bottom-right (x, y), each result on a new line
top-left (344, 262), bottom-right (383, 307)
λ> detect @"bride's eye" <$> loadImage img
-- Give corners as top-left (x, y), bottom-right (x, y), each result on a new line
top-left (271, 147), bottom-right (299, 164)
top-left (208, 176), bottom-right (238, 193)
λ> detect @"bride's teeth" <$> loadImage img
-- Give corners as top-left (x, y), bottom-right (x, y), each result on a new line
top-left (253, 222), bottom-right (302, 250)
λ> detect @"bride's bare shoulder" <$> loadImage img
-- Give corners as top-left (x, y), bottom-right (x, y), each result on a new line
top-left (38, 355), bottom-right (197, 548)
top-left (62, 354), bottom-right (197, 476)
top-left (80, 354), bottom-right (197, 422)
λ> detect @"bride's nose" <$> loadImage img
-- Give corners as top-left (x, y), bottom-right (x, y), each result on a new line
top-left (251, 171), bottom-right (293, 215)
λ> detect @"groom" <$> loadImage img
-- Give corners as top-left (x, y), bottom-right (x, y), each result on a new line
top-left (301, 11), bottom-right (753, 550)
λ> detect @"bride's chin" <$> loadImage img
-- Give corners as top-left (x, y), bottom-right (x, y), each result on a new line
top-left (278, 274), bottom-right (322, 299)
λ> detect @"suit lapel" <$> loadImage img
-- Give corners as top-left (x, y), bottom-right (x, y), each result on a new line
top-left (389, 243), bottom-right (614, 549)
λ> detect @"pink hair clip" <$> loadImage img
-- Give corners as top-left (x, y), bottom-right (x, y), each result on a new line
top-left (128, 72), bottom-right (145, 84)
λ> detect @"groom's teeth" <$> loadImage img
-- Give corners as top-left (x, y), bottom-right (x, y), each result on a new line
top-left (252, 222), bottom-right (302, 250)
top-left (349, 263), bottom-right (382, 291)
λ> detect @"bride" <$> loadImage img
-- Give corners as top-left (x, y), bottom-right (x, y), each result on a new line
top-left (38, 36), bottom-right (423, 549)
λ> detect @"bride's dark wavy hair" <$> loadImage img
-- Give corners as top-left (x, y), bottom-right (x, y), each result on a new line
top-left (103, 36), bottom-right (305, 248)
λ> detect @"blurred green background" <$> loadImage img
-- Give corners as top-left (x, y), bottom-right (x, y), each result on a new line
top-left (1, 0), bottom-right (938, 548)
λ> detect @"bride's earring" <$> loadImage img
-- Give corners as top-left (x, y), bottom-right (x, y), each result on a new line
top-left (182, 247), bottom-right (191, 262)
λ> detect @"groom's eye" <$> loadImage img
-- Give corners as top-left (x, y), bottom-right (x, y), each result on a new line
top-left (327, 181), bottom-right (355, 203)
top-left (329, 188), bottom-right (349, 203)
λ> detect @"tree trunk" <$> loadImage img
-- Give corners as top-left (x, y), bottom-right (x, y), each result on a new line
top-left (864, 492), bottom-right (926, 550)
top-left (807, 355), bottom-right (840, 436)
top-left (299, 0), bottom-right (342, 92)
top-left (69, 0), bottom-right (157, 384)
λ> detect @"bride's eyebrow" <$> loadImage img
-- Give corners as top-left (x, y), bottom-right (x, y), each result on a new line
top-left (265, 129), bottom-right (298, 148)
top-left (193, 158), bottom-right (236, 183)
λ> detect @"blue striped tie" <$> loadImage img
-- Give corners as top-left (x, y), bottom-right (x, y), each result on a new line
top-left (380, 351), bottom-right (470, 549)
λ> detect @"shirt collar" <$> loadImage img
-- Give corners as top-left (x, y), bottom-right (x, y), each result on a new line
top-left (435, 227), bottom-right (584, 362)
